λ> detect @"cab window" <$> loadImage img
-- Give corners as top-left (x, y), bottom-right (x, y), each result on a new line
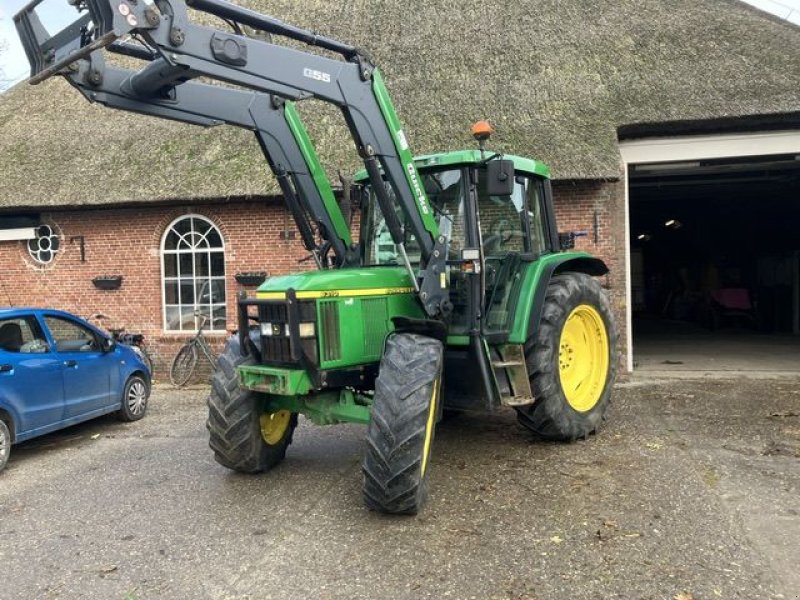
top-left (478, 175), bottom-right (530, 255)
top-left (525, 177), bottom-right (549, 256)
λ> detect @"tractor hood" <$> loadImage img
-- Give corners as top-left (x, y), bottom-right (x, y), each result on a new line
top-left (255, 267), bottom-right (416, 300)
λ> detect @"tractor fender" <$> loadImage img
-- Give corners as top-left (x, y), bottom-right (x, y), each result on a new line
top-left (525, 255), bottom-right (609, 341)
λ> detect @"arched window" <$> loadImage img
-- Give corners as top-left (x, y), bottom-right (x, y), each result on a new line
top-left (161, 215), bottom-right (227, 332)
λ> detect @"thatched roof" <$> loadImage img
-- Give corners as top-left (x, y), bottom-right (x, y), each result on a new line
top-left (1, 0), bottom-right (799, 209)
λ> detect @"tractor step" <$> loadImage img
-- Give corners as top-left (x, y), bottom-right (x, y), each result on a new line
top-left (491, 360), bottom-right (524, 368)
top-left (491, 345), bottom-right (534, 407)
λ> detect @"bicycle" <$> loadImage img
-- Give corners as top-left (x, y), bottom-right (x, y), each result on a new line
top-left (169, 312), bottom-right (219, 387)
top-left (88, 313), bottom-right (154, 374)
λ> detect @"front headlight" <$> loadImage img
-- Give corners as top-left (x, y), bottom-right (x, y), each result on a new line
top-left (298, 322), bottom-right (316, 338)
top-left (260, 322), bottom-right (287, 337)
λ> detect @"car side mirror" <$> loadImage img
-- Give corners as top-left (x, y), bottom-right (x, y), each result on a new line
top-left (101, 338), bottom-right (116, 353)
top-left (486, 159), bottom-right (515, 197)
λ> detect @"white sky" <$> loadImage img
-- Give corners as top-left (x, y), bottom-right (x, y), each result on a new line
top-left (1, 0), bottom-right (800, 92)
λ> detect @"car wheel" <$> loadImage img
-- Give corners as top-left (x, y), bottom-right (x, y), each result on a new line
top-left (0, 419), bottom-right (11, 473)
top-left (119, 375), bottom-right (150, 422)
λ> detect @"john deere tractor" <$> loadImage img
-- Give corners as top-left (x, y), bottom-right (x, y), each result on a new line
top-left (16, 0), bottom-right (617, 514)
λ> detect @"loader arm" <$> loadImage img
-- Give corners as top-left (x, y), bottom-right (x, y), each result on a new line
top-left (61, 51), bottom-right (356, 268)
top-left (15, 0), bottom-right (450, 317)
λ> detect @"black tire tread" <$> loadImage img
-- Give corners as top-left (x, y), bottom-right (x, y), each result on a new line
top-left (363, 333), bottom-right (443, 515)
top-left (117, 374), bottom-right (150, 422)
top-left (206, 337), bottom-right (296, 474)
top-left (0, 418), bottom-right (10, 473)
top-left (517, 272), bottom-right (618, 441)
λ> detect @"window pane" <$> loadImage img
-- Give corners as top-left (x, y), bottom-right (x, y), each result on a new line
top-left (44, 316), bottom-right (98, 353)
top-left (180, 308), bottom-right (196, 332)
top-left (164, 230), bottom-right (180, 251)
top-left (164, 281), bottom-right (179, 304)
top-left (194, 218), bottom-right (211, 237)
top-left (164, 254), bottom-right (178, 278)
top-left (0, 317), bottom-right (48, 354)
top-left (174, 218), bottom-right (191, 236)
top-left (206, 229), bottom-right (223, 248)
top-left (211, 304), bottom-right (227, 331)
top-left (209, 280), bottom-right (226, 303)
top-left (478, 178), bottom-right (528, 255)
top-left (195, 280), bottom-right (211, 304)
top-left (179, 253), bottom-right (194, 277)
top-left (527, 179), bottom-right (547, 255)
top-left (210, 252), bottom-right (224, 276)
top-left (165, 306), bottom-right (181, 331)
top-left (179, 281), bottom-right (195, 305)
top-left (195, 253), bottom-right (210, 277)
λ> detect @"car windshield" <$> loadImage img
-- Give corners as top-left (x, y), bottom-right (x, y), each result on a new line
top-left (362, 168), bottom-right (466, 266)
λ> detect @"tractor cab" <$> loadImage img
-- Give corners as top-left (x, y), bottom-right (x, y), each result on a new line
top-left (358, 148), bottom-right (558, 340)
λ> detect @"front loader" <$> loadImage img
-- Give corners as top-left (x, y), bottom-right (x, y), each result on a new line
top-left (16, 0), bottom-right (618, 514)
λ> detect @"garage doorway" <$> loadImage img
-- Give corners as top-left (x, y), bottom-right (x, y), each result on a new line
top-left (621, 132), bottom-right (800, 374)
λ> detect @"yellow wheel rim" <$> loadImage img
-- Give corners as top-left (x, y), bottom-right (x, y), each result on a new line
top-left (420, 378), bottom-right (439, 477)
top-left (559, 305), bottom-right (610, 413)
top-left (260, 410), bottom-right (292, 446)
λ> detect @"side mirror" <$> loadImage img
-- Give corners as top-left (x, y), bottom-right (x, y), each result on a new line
top-left (101, 338), bottom-right (116, 353)
top-left (485, 159), bottom-right (515, 197)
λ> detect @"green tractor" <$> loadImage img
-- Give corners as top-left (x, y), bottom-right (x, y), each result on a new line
top-left (16, 0), bottom-right (617, 514)
top-left (226, 141), bottom-right (616, 514)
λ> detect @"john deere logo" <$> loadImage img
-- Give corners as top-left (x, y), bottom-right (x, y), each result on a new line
top-left (272, 324), bottom-right (282, 336)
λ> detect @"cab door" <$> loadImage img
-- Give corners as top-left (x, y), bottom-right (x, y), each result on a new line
top-left (42, 315), bottom-right (117, 418)
top-left (0, 314), bottom-right (64, 438)
top-left (477, 173), bottom-right (537, 335)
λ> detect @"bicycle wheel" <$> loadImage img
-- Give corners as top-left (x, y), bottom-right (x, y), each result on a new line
top-left (170, 343), bottom-right (198, 387)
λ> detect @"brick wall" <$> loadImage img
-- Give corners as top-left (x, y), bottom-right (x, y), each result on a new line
top-left (552, 179), bottom-right (628, 369)
top-left (0, 200), bottom-right (311, 379)
top-left (0, 180), bottom-right (629, 379)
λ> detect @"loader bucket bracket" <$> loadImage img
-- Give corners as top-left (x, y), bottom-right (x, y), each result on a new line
top-left (14, 0), bottom-right (152, 84)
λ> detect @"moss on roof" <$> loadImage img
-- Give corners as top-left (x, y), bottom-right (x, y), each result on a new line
top-left (1, 0), bottom-right (799, 208)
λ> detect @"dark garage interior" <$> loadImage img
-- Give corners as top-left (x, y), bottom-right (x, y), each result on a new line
top-left (629, 154), bottom-right (800, 372)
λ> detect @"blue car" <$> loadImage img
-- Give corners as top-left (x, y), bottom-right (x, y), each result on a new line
top-left (0, 308), bottom-right (151, 472)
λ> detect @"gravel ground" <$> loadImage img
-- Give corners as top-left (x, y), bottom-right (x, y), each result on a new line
top-left (1, 377), bottom-right (799, 600)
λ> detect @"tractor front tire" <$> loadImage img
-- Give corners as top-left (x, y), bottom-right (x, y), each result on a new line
top-left (207, 337), bottom-right (297, 474)
top-left (363, 333), bottom-right (443, 515)
top-left (517, 272), bottom-right (617, 441)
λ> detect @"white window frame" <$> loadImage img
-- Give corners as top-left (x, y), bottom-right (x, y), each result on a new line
top-left (620, 129), bottom-right (800, 372)
top-left (160, 214), bottom-right (227, 334)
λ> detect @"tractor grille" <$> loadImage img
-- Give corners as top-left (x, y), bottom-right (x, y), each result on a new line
top-left (257, 300), bottom-right (317, 366)
top-left (319, 301), bottom-right (341, 362)
top-left (262, 336), bottom-right (293, 363)
top-left (362, 297), bottom-right (388, 359)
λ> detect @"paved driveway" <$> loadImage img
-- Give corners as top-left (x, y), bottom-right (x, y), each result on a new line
top-left (1, 378), bottom-right (798, 599)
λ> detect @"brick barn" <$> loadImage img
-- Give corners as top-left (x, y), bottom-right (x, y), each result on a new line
top-left (1, 0), bottom-right (799, 376)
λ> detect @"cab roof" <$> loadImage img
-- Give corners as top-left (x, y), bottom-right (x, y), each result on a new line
top-left (354, 150), bottom-right (551, 182)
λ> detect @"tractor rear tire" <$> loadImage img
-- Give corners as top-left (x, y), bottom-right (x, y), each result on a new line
top-left (363, 333), bottom-right (443, 515)
top-left (207, 337), bottom-right (297, 474)
top-left (516, 273), bottom-right (617, 441)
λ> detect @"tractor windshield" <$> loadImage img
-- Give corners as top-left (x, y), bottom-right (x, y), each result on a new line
top-left (362, 168), bottom-right (466, 266)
